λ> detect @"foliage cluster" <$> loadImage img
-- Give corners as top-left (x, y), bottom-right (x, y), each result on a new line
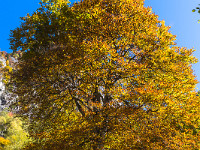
top-left (0, 51), bottom-right (22, 84)
top-left (0, 111), bottom-right (31, 150)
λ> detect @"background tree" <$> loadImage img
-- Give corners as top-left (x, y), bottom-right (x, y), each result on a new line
top-left (9, 0), bottom-right (200, 149)
top-left (0, 111), bottom-right (31, 150)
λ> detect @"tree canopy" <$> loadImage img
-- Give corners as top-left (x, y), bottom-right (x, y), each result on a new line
top-left (9, 0), bottom-right (200, 149)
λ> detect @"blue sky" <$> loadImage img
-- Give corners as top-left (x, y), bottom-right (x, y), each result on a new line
top-left (144, 0), bottom-right (200, 90)
top-left (0, 0), bottom-right (200, 90)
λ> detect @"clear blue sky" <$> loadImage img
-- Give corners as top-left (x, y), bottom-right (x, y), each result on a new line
top-left (0, 0), bottom-right (200, 90)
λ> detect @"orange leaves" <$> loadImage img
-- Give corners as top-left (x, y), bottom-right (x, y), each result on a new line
top-left (0, 137), bottom-right (10, 147)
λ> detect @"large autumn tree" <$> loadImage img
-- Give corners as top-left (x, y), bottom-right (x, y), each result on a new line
top-left (9, 0), bottom-right (200, 149)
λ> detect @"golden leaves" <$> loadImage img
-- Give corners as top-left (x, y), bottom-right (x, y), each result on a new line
top-left (8, 0), bottom-right (200, 149)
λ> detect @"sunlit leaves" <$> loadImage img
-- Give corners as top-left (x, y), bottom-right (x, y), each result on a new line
top-left (8, 0), bottom-right (200, 149)
top-left (0, 111), bottom-right (31, 150)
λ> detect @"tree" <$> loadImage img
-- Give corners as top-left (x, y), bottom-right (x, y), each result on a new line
top-left (9, 0), bottom-right (200, 149)
top-left (0, 111), bottom-right (31, 150)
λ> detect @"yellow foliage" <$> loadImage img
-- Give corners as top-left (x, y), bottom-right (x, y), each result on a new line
top-left (0, 137), bottom-right (10, 149)
top-left (9, 0), bottom-right (200, 149)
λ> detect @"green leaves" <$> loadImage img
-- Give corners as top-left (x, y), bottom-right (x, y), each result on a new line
top-left (0, 111), bottom-right (31, 150)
